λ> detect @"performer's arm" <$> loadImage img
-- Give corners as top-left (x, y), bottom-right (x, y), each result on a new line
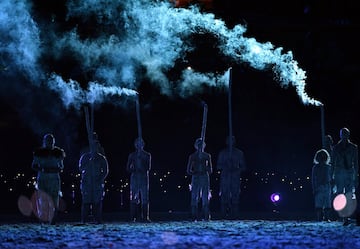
top-left (126, 153), bottom-right (134, 173)
top-left (207, 154), bottom-right (213, 174)
top-left (186, 155), bottom-right (193, 175)
top-left (31, 156), bottom-right (41, 171)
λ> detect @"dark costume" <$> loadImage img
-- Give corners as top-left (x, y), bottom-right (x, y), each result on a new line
top-left (312, 149), bottom-right (332, 221)
top-left (332, 128), bottom-right (358, 224)
top-left (126, 138), bottom-right (151, 222)
top-left (332, 129), bottom-right (358, 195)
top-left (32, 134), bottom-right (65, 224)
top-left (216, 138), bottom-right (246, 219)
top-left (79, 151), bottom-right (109, 223)
top-left (187, 138), bottom-right (213, 221)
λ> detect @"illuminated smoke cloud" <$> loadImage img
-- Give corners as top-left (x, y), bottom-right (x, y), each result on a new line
top-left (1, 0), bottom-right (321, 130)
top-left (47, 74), bottom-right (137, 110)
top-left (0, 0), bottom-right (41, 81)
top-left (61, 0), bottom-right (320, 105)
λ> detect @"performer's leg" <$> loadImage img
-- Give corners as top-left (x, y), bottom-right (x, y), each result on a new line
top-left (93, 201), bottom-right (103, 224)
top-left (81, 203), bottom-right (91, 223)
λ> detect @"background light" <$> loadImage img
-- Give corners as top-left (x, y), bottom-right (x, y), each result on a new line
top-left (270, 193), bottom-right (281, 203)
top-left (333, 194), bottom-right (346, 211)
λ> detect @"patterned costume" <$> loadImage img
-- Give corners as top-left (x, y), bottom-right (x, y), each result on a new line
top-left (32, 134), bottom-right (65, 224)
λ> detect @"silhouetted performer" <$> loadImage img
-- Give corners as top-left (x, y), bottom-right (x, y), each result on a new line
top-left (126, 137), bottom-right (151, 222)
top-left (216, 136), bottom-right (246, 219)
top-left (79, 137), bottom-right (109, 224)
top-left (187, 138), bottom-right (213, 221)
top-left (332, 127), bottom-right (358, 224)
top-left (32, 133), bottom-right (65, 224)
top-left (312, 149), bottom-right (332, 221)
top-left (332, 128), bottom-right (358, 195)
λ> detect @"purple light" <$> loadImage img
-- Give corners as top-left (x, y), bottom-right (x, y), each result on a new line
top-left (270, 193), bottom-right (281, 203)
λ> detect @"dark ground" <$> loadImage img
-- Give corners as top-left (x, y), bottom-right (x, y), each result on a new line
top-left (1, 211), bottom-right (360, 249)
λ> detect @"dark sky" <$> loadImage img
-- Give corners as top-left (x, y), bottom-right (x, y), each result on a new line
top-left (1, 0), bottom-right (360, 212)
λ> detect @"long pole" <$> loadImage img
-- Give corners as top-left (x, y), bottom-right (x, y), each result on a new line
top-left (84, 105), bottom-right (94, 151)
top-left (201, 102), bottom-right (208, 152)
top-left (228, 67), bottom-right (233, 155)
top-left (320, 104), bottom-right (325, 148)
top-left (136, 94), bottom-right (142, 140)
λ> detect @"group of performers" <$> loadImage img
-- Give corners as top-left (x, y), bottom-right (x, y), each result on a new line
top-left (311, 127), bottom-right (359, 225)
top-left (31, 131), bottom-right (247, 224)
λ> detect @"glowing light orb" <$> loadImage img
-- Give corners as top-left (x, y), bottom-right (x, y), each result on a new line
top-left (337, 192), bottom-right (357, 218)
top-left (17, 195), bottom-right (33, 216)
top-left (333, 194), bottom-right (347, 211)
top-left (270, 193), bottom-right (281, 203)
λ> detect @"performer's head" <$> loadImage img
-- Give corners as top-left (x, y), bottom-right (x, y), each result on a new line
top-left (313, 149), bottom-right (330, 165)
top-left (194, 138), bottom-right (205, 151)
top-left (134, 137), bottom-right (145, 150)
top-left (226, 135), bottom-right (236, 147)
top-left (340, 127), bottom-right (350, 141)
top-left (324, 135), bottom-right (333, 145)
top-left (43, 133), bottom-right (55, 149)
top-left (93, 132), bottom-right (99, 141)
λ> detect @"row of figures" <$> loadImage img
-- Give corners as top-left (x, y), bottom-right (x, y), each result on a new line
top-left (30, 132), bottom-right (246, 224)
top-left (312, 127), bottom-right (359, 225)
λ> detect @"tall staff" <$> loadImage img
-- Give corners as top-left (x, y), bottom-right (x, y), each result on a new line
top-left (200, 102), bottom-right (208, 152)
top-left (135, 94), bottom-right (142, 140)
top-left (84, 104), bottom-right (95, 150)
top-left (228, 67), bottom-right (233, 155)
top-left (320, 104), bottom-right (325, 148)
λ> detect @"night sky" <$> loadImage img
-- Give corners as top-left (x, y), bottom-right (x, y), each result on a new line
top-left (1, 0), bottom-right (359, 215)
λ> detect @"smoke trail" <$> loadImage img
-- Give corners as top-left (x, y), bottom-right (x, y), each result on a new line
top-left (61, 0), bottom-right (320, 105)
top-left (47, 74), bottom-right (137, 110)
top-left (1, 0), bottom-right (321, 136)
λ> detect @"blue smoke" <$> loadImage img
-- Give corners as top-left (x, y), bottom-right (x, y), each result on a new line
top-left (0, 0), bottom-right (41, 82)
top-left (1, 0), bottom-right (321, 129)
top-left (62, 0), bottom-right (321, 105)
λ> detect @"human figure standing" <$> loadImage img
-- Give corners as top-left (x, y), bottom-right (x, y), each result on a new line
top-left (332, 127), bottom-right (358, 224)
top-left (332, 128), bottom-right (358, 195)
top-left (126, 137), bottom-right (151, 222)
top-left (312, 149), bottom-right (332, 221)
top-left (216, 136), bottom-right (246, 219)
top-left (187, 138), bottom-right (213, 221)
top-left (31, 133), bottom-right (65, 224)
top-left (79, 133), bottom-right (109, 224)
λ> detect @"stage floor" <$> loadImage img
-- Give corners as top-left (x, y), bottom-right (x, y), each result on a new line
top-left (1, 214), bottom-right (360, 249)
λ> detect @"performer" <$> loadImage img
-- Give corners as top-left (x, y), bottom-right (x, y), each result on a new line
top-left (187, 138), bottom-right (213, 221)
top-left (312, 149), bottom-right (332, 221)
top-left (332, 127), bottom-right (358, 224)
top-left (31, 133), bottom-right (65, 224)
top-left (216, 135), bottom-right (246, 219)
top-left (79, 134), bottom-right (109, 224)
top-left (332, 128), bottom-right (358, 194)
top-left (126, 137), bottom-right (151, 222)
